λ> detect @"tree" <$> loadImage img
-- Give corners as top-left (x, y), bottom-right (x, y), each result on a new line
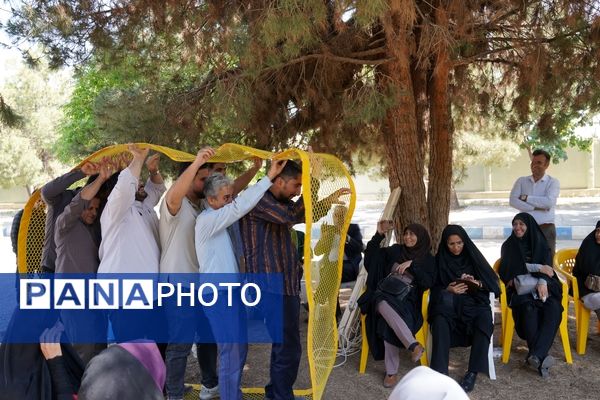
top-left (0, 51), bottom-right (71, 192)
top-left (7, 1), bottom-right (600, 246)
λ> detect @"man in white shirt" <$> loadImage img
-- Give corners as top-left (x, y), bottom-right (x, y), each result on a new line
top-left (159, 148), bottom-right (263, 400)
top-left (195, 159), bottom-right (287, 400)
top-left (509, 149), bottom-right (560, 256)
top-left (98, 144), bottom-right (166, 341)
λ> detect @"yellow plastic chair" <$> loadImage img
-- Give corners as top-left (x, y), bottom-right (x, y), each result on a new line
top-left (493, 258), bottom-right (572, 364)
top-left (359, 290), bottom-right (429, 373)
top-left (554, 248), bottom-right (598, 355)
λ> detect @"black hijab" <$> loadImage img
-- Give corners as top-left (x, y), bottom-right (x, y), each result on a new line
top-left (399, 223), bottom-right (432, 263)
top-left (436, 225), bottom-right (500, 297)
top-left (573, 221), bottom-right (600, 296)
top-left (499, 212), bottom-right (552, 283)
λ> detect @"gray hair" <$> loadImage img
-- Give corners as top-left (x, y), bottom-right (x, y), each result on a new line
top-left (204, 173), bottom-right (233, 198)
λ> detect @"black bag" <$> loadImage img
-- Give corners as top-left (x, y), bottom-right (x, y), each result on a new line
top-left (376, 273), bottom-right (413, 303)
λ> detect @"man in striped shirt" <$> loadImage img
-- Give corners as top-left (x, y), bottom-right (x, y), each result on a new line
top-left (240, 160), bottom-right (349, 400)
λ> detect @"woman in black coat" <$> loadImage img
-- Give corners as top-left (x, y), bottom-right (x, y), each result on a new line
top-left (572, 221), bottom-right (600, 317)
top-left (358, 221), bottom-right (435, 388)
top-left (429, 225), bottom-right (500, 393)
top-left (498, 212), bottom-right (562, 378)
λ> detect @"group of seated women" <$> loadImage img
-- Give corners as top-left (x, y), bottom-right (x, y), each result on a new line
top-left (358, 211), bottom-right (591, 393)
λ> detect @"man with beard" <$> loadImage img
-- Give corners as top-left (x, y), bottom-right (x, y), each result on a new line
top-left (239, 160), bottom-right (350, 400)
top-left (97, 144), bottom-right (165, 341)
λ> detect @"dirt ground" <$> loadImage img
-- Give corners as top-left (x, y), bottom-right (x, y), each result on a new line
top-left (185, 301), bottom-right (600, 400)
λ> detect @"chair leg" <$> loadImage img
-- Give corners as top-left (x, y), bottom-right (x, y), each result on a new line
top-left (560, 286), bottom-right (573, 364)
top-left (488, 333), bottom-right (497, 380)
top-left (359, 314), bottom-right (368, 374)
top-left (502, 309), bottom-right (515, 364)
top-left (415, 328), bottom-right (428, 366)
top-left (576, 305), bottom-right (591, 356)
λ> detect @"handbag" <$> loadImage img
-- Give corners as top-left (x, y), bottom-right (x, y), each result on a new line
top-left (585, 275), bottom-right (600, 292)
top-left (376, 273), bottom-right (413, 303)
top-left (514, 274), bottom-right (539, 295)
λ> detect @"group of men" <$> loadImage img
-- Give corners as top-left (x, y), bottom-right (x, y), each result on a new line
top-left (39, 144), bottom-right (349, 400)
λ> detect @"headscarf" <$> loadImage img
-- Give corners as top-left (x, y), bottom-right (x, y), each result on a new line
top-left (399, 223), bottom-right (432, 263)
top-left (498, 212), bottom-right (552, 283)
top-left (78, 343), bottom-right (165, 400)
top-left (388, 366), bottom-right (469, 400)
top-left (436, 225), bottom-right (500, 297)
top-left (573, 221), bottom-right (600, 296)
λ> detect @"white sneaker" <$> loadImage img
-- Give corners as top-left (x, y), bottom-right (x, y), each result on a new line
top-left (199, 384), bottom-right (219, 400)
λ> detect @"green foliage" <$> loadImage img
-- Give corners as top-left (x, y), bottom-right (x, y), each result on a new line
top-left (0, 51), bottom-right (71, 189)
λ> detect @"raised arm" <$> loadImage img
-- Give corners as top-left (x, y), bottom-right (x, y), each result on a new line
top-left (142, 153), bottom-right (166, 208)
top-left (232, 157), bottom-right (263, 196)
top-left (40, 168), bottom-right (88, 205)
top-left (101, 145), bottom-right (149, 228)
top-left (165, 147), bottom-right (215, 216)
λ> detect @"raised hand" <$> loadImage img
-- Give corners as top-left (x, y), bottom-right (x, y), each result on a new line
top-left (377, 220), bottom-right (394, 235)
top-left (81, 162), bottom-right (99, 176)
top-left (145, 153), bottom-right (161, 173)
top-left (39, 322), bottom-right (64, 360)
top-left (195, 147), bottom-right (215, 166)
top-left (267, 159), bottom-right (287, 180)
top-left (252, 156), bottom-right (264, 170)
top-left (128, 143), bottom-right (150, 161)
top-left (98, 163), bottom-right (113, 181)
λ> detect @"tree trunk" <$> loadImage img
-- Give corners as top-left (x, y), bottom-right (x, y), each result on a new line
top-left (426, 3), bottom-right (453, 251)
top-left (380, 1), bottom-right (428, 238)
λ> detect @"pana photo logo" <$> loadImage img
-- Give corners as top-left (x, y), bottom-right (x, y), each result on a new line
top-left (19, 279), bottom-right (262, 310)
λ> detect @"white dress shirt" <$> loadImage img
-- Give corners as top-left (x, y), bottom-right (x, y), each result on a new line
top-left (509, 174), bottom-right (560, 225)
top-left (195, 177), bottom-right (272, 274)
top-left (98, 167), bottom-right (166, 273)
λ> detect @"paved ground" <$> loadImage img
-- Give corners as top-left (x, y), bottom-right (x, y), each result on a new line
top-left (1, 198), bottom-right (599, 399)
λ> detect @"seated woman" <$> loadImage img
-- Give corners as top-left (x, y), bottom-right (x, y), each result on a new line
top-left (429, 225), bottom-right (499, 393)
top-left (498, 212), bottom-right (562, 378)
top-left (358, 221), bottom-right (435, 388)
top-left (572, 221), bottom-right (600, 319)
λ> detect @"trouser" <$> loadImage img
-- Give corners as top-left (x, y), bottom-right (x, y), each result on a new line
top-left (582, 292), bottom-right (600, 312)
top-left (377, 300), bottom-right (416, 375)
top-left (429, 314), bottom-right (491, 376)
top-left (264, 294), bottom-right (302, 400)
top-left (164, 297), bottom-right (218, 399)
top-left (205, 290), bottom-right (248, 400)
top-left (513, 298), bottom-right (561, 360)
top-left (539, 223), bottom-right (557, 258)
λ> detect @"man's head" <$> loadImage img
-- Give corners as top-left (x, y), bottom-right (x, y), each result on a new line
top-left (135, 182), bottom-right (148, 202)
top-left (81, 198), bottom-right (101, 225)
top-left (179, 161), bottom-right (214, 199)
top-left (209, 163), bottom-right (227, 175)
top-left (270, 160), bottom-right (302, 202)
top-left (530, 149), bottom-right (551, 180)
top-left (204, 173), bottom-right (234, 210)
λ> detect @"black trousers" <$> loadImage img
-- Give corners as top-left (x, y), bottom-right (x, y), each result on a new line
top-left (430, 312), bottom-right (492, 376)
top-left (512, 297), bottom-right (561, 360)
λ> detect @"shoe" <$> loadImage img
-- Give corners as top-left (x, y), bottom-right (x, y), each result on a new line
top-left (459, 371), bottom-right (477, 393)
top-left (526, 354), bottom-right (541, 369)
top-left (199, 384), bottom-right (219, 400)
top-left (383, 374), bottom-right (399, 388)
top-left (410, 343), bottom-right (424, 363)
top-left (538, 355), bottom-right (555, 378)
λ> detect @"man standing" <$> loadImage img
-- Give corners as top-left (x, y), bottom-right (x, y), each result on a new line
top-left (98, 144), bottom-right (165, 340)
top-left (195, 159), bottom-right (287, 400)
top-left (509, 149), bottom-right (560, 256)
top-left (239, 160), bottom-right (350, 400)
top-left (55, 163), bottom-right (112, 364)
top-left (159, 148), bottom-right (262, 400)
top-left (40, 162), bottom-right (99, 272)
